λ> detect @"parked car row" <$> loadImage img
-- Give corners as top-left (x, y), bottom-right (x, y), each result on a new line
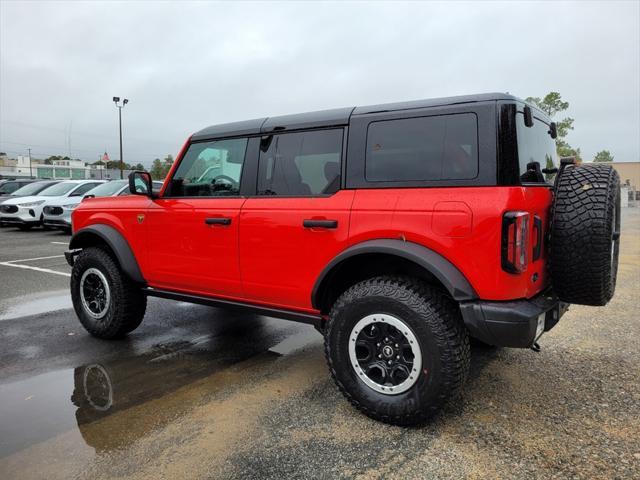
top-left (0, 178), bottom-right (162, 233)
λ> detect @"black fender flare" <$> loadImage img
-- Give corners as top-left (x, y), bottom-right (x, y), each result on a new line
top-left (68, 224), bottom-right (145, 284)
top-left (311, 239), bottom-right (478, 310)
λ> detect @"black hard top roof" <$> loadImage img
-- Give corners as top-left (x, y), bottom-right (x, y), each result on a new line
top-left (191, 92), bottom-right (521, 141)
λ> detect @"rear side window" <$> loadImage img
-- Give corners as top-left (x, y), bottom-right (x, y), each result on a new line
top-left (258, 129), bottom-right (342, 196)
top-left (365, 113), bottom-right (478, 182)
top-left (516, 112), bottom-right (558, 183)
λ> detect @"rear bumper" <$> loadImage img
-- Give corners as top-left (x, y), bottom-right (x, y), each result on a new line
top-left (460, 291), bottom-right (569, 348)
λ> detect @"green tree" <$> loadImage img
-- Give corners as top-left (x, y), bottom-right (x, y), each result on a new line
top-left (150, 158), bottom-right (164, 179)
top-left (134, 163), bottom-right (145, 171)
top-left (593, 150), bottom-right (614, 163)
top-left (526, 92), bottom-right (580, 160)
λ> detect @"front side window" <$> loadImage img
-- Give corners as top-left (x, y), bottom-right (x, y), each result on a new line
top-left (516, 112), bottom-right (558, 183)
top-left (169, 138), bottom-right (247, 197)
top-left (365, 113), bottom-right (478, 182)
top-left (257, 129), bottom-right (342, 196)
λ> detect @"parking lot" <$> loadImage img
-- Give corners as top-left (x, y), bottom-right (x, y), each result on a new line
top-left (0, 212), bottom-right (638, 480)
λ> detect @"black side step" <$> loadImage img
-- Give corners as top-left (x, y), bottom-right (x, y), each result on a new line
top-left (142, 287), bottom-right (324, 330)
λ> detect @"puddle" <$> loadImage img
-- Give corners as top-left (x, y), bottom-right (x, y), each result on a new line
top-left (0, 369), bottom-right (77, 457)
top-left (0, 290), bottom-right (71, 321)
top-left (0, 320), bottom-right (315, 457)
top-left (268, 327), bottom-right (319, 356)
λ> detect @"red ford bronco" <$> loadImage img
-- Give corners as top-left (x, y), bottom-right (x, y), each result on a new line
top-left (66, 93), bottom-right (620, 425)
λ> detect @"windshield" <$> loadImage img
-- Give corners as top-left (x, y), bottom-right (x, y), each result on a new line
top-left (516, 111), bottom-right (558, 183)
top-left (11, 181), bottom-right (54, 196)
top-left (86, 180), bottom-right (127, 197)
top-left (38, 182), bottom-right (78, 196)
top-left (0, 182), bottom-right (23, 194)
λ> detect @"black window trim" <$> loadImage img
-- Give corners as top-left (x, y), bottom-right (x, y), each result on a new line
top-left (346, 101), bottom-right (497, 189)
top-left (160, 127), bottom-right (347, 200)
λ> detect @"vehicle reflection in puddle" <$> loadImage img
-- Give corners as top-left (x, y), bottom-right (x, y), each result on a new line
top-left (0, 316), bottom-right (319, 457)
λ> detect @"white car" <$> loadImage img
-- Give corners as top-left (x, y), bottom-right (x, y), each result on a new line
top-left (42, 179), bottom-right (163, 231)
top-left (0, 180), bottom-right (104, 230)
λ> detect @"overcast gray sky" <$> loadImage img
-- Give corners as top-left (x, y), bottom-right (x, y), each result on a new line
top-left (1, 0), bottom-right (639, 166)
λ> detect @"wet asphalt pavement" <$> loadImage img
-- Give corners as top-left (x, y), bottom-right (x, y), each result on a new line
top-left (0, 213), bottom-right (639, 480)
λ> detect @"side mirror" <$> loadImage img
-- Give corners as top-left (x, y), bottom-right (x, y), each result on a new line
top-left (128, 171), bottom-right (154, 197)
top-left (549, 122), bottom-right (558, 139)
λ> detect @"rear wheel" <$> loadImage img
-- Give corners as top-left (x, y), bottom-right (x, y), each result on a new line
top-left (325, 276), bottom-right (470, 425)
top-left (71, 246), bottom-right (146, 339)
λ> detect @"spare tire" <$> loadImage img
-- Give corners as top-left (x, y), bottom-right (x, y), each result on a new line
top-left (550, 163), bottom-right (620, 306)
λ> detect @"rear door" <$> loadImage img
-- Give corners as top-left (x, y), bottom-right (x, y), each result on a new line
top-left (239, 129), bottom-right (353, 310)
top-left (144, 137), bottom-right (253, 297)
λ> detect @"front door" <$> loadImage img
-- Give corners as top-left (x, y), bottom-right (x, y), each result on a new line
top-left (145, 137), bottom-right (249, 297)
top-left (239, 129), bottom-right (353, 310)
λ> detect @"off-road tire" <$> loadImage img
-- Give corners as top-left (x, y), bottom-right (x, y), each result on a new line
top-left (71, 246), bottom-right (147, 339)
top-left (550, 163), bottom-right (621, 306)
top-left (324, 276), bottom-right (470, 426)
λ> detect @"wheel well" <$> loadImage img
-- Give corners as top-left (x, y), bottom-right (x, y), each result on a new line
top-left (315, 253), bottom-right (447, 314)
top-left (69, 227), bottom-right (146, 284)
top-left (71, 231), bottom-right (117, 259)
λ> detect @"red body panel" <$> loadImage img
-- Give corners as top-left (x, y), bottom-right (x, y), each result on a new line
top-left (239, 190), bottom-right (355, 308)
top-left (73, 183), bottom-right (552, 312)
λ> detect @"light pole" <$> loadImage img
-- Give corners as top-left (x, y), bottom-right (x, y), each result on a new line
top-left (28, 148), bottom-right (32, 178)
top-left (112, 97), bottom-right (129, 179)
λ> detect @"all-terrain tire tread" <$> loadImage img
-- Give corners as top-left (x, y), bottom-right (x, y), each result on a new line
top-left (324, 275), bottom-right (470, 425)
top-left (71, 246), bottom-right (146, 339)
top-left (550, 163), bottom-right (620, 305)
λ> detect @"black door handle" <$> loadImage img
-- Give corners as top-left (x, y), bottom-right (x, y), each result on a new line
top-left (303, 219), bottom-right (338, 229)
top-left (205, 217), bottom-right (231, 226)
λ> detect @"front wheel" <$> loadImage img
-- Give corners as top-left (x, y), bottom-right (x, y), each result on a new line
top-left (325, 276), bottom-right (470, 426)
top-left (71, 246), bottom-right (147, 339)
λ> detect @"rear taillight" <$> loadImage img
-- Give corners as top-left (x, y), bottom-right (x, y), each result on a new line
top-left (501, 211), bottom-right (529, 273)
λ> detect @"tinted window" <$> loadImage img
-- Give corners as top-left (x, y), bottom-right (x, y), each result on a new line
top-left (10, 181), bottom-right (56, 196)
top-left (70, 183), bottom-right (102, 196)
top-left (258, 129), bottom-right (342, 196)
top-left (365, 113), bottom-right (478, 182)
top-left (169, 138), bottom-right (247, 197)
top-left (39, 182), bottom-right (78, 196)
top-left (516, 112), bottom-right (558, 183)
top-left (0, 182), bottom-right (22, 194)
top-left (86, 180), bottom-right (127, 197)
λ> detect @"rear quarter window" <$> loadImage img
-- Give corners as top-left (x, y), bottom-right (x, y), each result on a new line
top-left (365, 113), bottom-right (478, 182)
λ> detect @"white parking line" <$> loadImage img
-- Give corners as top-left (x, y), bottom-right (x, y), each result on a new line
top-left (4, 254), bottom-right (66, 263)
top-left (0, 262), bottom-right (71, 277)
top-left (50, 242), bottom-right (68, 245)
top-left (0, 254), bottom-right (71, 277)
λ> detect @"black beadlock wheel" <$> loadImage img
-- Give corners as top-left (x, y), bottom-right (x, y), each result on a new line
top-left (550, 163), bottom-right (621, 306)
top-left (71, 246), bottom-right (147, 339)
top-left (324, 276), bottom-right (470, 426)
